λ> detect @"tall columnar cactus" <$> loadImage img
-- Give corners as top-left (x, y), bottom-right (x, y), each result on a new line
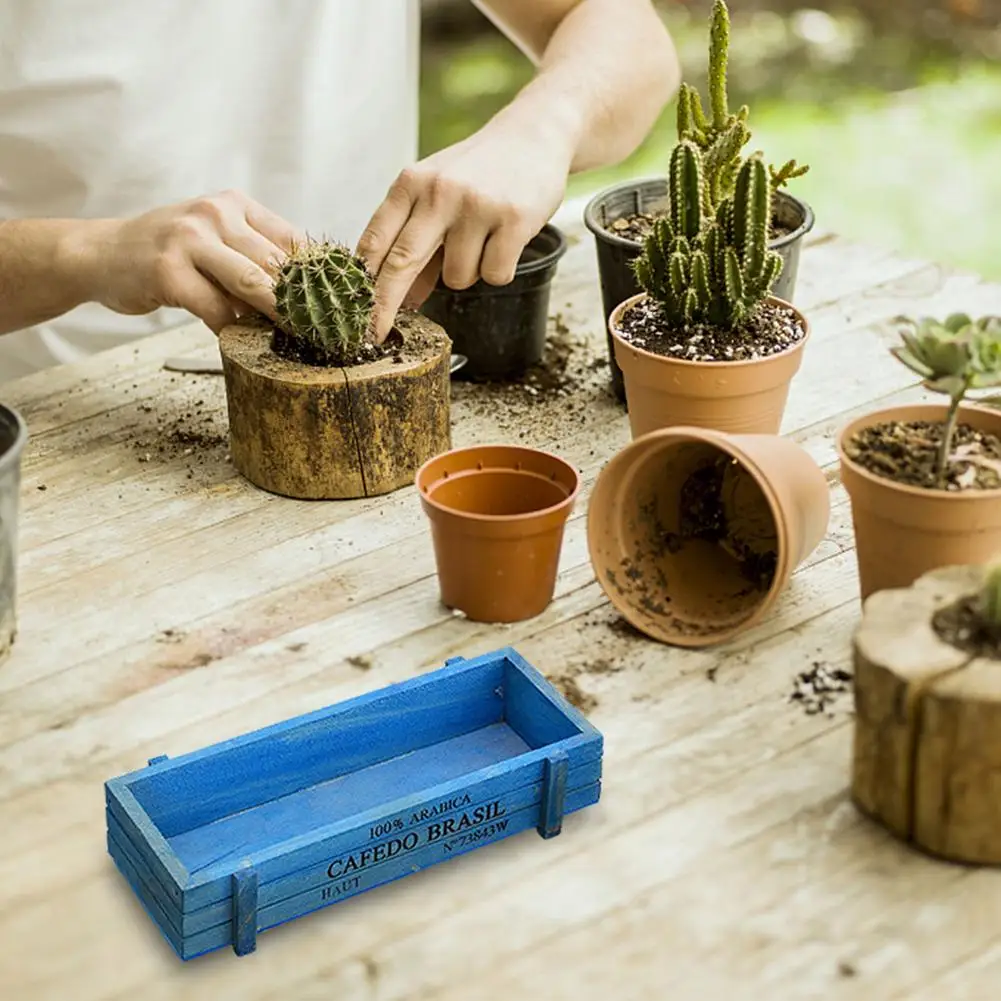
top-left (633, 143), bottom-right (783, 330)
top-left (273, 239), bottom-right (375, 366)
top-left (676, 0), bottom-right (807, 210)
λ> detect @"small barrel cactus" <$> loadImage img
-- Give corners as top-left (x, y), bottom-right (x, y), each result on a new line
top-left (632, 141), bottom-right (783, 330)
top-left (273, 239), bottom-right (376, 366)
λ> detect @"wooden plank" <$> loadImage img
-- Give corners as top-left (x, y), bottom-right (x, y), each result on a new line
top-left (2, 213), bottom-right (1001, 999)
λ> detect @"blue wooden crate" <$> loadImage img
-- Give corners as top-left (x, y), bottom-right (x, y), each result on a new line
top-left (104, 647), bottom-right (604, 960)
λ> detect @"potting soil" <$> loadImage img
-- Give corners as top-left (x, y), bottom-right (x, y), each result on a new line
top-left (845, 419), bottom-right (1001, 491)
top-left (616, 296), bottom-right (805, 363)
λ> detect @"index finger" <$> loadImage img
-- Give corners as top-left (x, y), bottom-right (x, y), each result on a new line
top-left (243, 200), bottom-right (306, 254)
top-left (192, 242), bottom-right (278, 320)
top-left (370, 213), bottom-right (445, 343)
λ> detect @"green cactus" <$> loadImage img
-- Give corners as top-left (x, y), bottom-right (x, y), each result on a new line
top-left (676, 0), bottom-right (808, 210)
top-left (633, 143), bottom-right (783, 331)
top-left (889, 313), bottom-right (1001, 485)
top-left (273, 238), bottom-right (375, 366)
top-left (977, 562), bottom-right (1001, 636)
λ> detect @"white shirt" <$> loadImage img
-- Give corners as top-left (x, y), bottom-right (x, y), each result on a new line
top-left (0, 0), bottom-right (420, 381)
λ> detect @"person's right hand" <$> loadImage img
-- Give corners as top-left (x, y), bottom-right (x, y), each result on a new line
top-left (84, 190), bottom-right (305, 333)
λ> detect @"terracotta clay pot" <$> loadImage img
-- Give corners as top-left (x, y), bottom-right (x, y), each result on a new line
top-left (838, 403), bottom-right (1001, 602)
top-left (609, 293), bottom-right (810, 439)
top-left (416, 445), bottom-right (581, 623)
top-left (588, 426), bottom-right (830, 647)
top-left (583, 178), bottom-right (815, 403)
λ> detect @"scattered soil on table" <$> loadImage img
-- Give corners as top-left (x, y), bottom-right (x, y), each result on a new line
top-left (604, 209), bottom-right (795, 244)
top-left (788, 660), bottom-right (854, 716)
top-left (546, 616), bottom-right (640, 714)
top-left (451, 312), bottom-right (612, 438)
top-left (347, 653), bottom-right (373, 671)
top-left (617, 296), bottom-right (805, 363)
top-left (554, 674), bottom-right (599, 714)
top-left (130, 382), bottom-right (230, 475)
top-left (844, 420), bottom-right (1001, 491)
top-left (932, 595), bottom-right (1001, 659)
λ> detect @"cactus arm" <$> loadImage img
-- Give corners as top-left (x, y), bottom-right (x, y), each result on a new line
top-left (669, 252), bottom-right (689, 300)
top-left (670, 141), bottom-right (704, 241)
top-left (708, 0), bottom-right (731, 129)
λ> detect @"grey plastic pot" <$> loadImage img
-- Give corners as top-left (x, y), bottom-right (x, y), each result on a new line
top-left (583, 177), bottom-right (815, 403)
top-left (0, 403), bottom-right (27, 665)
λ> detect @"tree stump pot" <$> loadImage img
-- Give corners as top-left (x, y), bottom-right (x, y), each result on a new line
top-left (218, 312), bottom-right (452, 500)
top-left (852, 564), bottom-right (1001, 866)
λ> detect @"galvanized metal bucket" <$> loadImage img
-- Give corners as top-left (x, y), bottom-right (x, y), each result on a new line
top-left (0, 403), bottom-right (27, 665)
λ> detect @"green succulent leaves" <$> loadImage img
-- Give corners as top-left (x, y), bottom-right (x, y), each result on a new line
top-left (891, 313), bottom-right (1001, 398)
top-left (274, 239), bottom-right (375, 366)
top-left (632, 142), bottom-right (782, 330)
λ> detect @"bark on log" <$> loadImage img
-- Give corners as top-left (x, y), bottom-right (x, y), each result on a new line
top-left (852, 564), bottom-right (1001, 865)
top-left (219, 311), bottom-right (452, 500)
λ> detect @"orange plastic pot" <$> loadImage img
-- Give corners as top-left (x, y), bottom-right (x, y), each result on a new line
top-left (837, 403), bottom-right (1001, 602)
top-left (588, 426), bottom-right (830, 647)
top-left (416, 444), bottom-right (581, 623)
top-left (609, 293), bottom-right (810, 439)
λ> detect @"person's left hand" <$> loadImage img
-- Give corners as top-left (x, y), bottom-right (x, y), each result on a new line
top-left (356, 121), bottom-right (573, 343)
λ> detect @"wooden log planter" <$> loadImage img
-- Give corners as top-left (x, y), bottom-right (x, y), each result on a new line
top-left (851, 564), bottom-right (1001, 865)
top-left (219, 311), bottom-right (451, 500)
top-left (104, 648), bottom-right (603, 959)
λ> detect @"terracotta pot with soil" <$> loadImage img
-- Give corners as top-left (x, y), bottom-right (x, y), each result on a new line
top-left (852, 562), bottom-right (1001, 865)
top-left (610, 142), bottom-right (809, 438)
top-left (219, 239), bottom-right (451, 500)
top-left (416, 444), bottom-right (580, 624)
top-left (587, 425), bottom-right (830, 647)
top-left (838, 312), bottom-right (1001, 600)
top-left (583, 0), bottom-right (813, 403)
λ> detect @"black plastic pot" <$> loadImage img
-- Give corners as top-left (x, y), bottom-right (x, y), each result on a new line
top-left (583, 178), bottom-right (815, 403)
top-left (420, 224), bottom-right (567, 381)
top-left (0, 403), bottom-right (27, 665)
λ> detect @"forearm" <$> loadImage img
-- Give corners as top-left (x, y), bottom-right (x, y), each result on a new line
top-left (0, 219), bottom-right (99, 335)
top-left (481, 0), bottom-right (680, 174)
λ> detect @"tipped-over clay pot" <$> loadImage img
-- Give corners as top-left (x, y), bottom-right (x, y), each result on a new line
top-left (838, 403), bottom-right (1001, 602)
top-left (417, 444), bottom-right (581, 623)
top-left (588, 426), bottom-right (830, 646)
top-left (609, 293), bottom-right (810, 439)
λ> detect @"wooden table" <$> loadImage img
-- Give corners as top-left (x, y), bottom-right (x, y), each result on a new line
top-left (2, 198), bottom-right (1001, 1001)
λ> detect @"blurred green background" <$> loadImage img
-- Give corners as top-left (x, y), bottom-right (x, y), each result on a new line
top-left (419, 0), bottom-right (1001, 280)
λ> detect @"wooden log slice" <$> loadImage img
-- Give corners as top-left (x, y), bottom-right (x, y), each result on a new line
top-left (852, 564), bottom-right (1001, 865)
top-left (218, 311), bottom-right (451, 500)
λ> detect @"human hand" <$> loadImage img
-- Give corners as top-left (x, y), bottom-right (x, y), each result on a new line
top-left (83, 190), bottom-right (305, 333)
top-left (356, 121), bottom-right (573, 343)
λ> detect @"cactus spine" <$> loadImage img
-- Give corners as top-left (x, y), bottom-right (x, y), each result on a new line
top-left (676, 0), bottom-right (807, 211)
top-left (273, 239), bottom-right (375, 366)
top-left (633, 142), bottom-right (782, 330)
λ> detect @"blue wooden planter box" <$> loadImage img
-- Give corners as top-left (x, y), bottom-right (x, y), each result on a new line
top-left (105, 647), bottom-right (603, 960)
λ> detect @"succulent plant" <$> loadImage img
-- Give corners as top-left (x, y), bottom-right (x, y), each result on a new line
top-left (273, 239), bottom-right (375, 366)
top-left (632, 140), bottom-right (783, 330)
top-left (889, 313), bottom-right (1001, 485)
top-left (977, 562), bottom-right (1001, 636)
top-left (676, 0), bottom-right (808, 212)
